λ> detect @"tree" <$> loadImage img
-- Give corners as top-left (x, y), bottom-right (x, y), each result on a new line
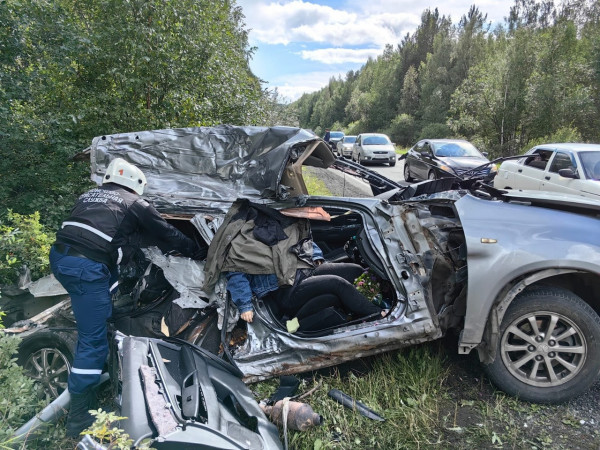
top-left (0, 0), bottom-right (266, 228)
top-left (400, 65), bottom-right (420, 115)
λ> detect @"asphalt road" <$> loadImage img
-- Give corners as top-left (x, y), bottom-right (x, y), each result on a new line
top-left (364, 156), bottom-right (406, 181)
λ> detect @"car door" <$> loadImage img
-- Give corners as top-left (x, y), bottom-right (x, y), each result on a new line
top-left (419, 141), bottom-right (439, 178)
top-left (336, 138), bottom-right (344, 155)
top-left (411, 141), bottom-right (429, 179)
top-left (511, 149), bottom-right (552, 190)
top-left (541, 151), bottom-right (587, 197)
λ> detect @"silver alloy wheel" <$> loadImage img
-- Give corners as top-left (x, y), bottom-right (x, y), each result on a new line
top-left (428, 171), bottom-right (436, 180)
top-left (24, 347), bottom-right (71, 398)
top-left (500, 310), bottom-right (586, 387)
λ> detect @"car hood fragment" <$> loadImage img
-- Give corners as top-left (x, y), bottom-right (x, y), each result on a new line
top-left (438, 156), bottom-right (490, 170)
top-left (89, 125), bottom-right (334, 213)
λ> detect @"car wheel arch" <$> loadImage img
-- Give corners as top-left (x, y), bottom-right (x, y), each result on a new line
top-left (470, 268), bottom-right (591, 364)
top-left (483, 286), bottom-right (600, 403)
top-left (17, 328), bottom-right (77, 399)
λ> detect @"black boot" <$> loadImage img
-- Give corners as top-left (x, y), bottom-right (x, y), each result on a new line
top-left (65, 390), bottom-right (96, 438)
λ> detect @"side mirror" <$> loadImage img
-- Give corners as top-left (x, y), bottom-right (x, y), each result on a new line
top-left (398, 153), bottom-right (407, 160)
top-left (558, 168), bottom-right (579, 179)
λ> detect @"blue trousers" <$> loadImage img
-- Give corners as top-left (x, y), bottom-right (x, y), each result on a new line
top-left (49, 246), bottom-right (117, 394)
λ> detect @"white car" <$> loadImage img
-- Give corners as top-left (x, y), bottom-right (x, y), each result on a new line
top-left (494, 143), bottom-right (600, 199)
top-left (336, 135), bottom-right (357, 158)
top-left (351, 133), bottom-right (396, 166)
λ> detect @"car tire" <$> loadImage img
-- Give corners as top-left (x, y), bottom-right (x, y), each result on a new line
top-left (484, 287), bottom-right (600, 404)
top-left (17, 330), bottom-right (75, 399)
top-left (428, 171), bottom-right (436, 181)
top-left (404, 164), bottom-right (413, 182)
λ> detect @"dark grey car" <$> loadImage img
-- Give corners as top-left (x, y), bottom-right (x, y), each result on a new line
top-left (403, 138), bottom-right (494, 181)
top-left (12, 126), bottom-right (600, 407)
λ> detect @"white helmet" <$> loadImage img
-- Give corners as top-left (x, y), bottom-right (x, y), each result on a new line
top-left (102, 158), bottom-right (147, 195)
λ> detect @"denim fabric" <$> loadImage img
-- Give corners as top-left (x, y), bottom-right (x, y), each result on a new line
top-left (225, 272), bottom-right (279, 313)
top-left (49, 245), bottom-right (117, 394)
top-left (312, 242), bottom-right (325, 263)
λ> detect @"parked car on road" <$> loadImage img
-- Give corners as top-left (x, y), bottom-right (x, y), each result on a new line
top-left (403, 139), bottom-right (493, 181)
top-left (9, 126), bottom-right (600, 407)
top-left (351, 133), bottom-right (396, 166)
top-left (493, 143), bottom-right (600, 199)
top-left (335, 135), bottom-right (356, 158)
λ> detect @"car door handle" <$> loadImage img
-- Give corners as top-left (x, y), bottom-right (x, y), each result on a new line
top-left (545, 176), bottom-right (551, 180)
top-left (518, 169), bottom-right (522, 173)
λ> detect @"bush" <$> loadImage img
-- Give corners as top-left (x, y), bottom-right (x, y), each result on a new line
top-left (0, 312), bottom-right (43, 444)
top-left (417, 123), bottom-right (452, 140)
top-left (525, 126), bottom-right (583, 151)
top-left (387, 114), bottom-right (416, 146)
top-left (0, 210), bottom-right (55, 285)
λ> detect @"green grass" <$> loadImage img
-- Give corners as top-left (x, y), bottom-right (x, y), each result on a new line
top-left (254, 345), bottom-right (449, 449)
top-left (303, 167), bottom-right (332, 196)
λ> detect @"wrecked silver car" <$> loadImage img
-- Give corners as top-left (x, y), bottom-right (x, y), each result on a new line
top-left (11, 125), bottom-right (600, 407)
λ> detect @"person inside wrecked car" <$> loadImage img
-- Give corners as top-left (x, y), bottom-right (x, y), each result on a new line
top-left (49, 158), bottom-right (203, 437)
top-left (203, 200), bottom-right (382, 332)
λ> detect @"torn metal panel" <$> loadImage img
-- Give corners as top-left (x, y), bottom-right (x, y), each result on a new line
top-left (27, 274), bottom-right (68, 298)
top-left (142, 247), bottom-right (210, 308)
top-left (90, 126), bottom-right (334, 213)
top-left (141, 246), bottom-right (237, 331)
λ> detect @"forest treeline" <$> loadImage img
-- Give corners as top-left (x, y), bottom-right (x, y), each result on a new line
top-left (0, 0), bottom-right (290, 228)
top-left (292, 0), bottom-right (600, 157)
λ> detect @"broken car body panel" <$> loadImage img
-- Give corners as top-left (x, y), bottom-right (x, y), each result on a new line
top-left (90, 126), bottom-right (335, 213)
top-left (10, 126), bottom-right (600, 407)
top-left (86, 126), bottom-right (600, 388)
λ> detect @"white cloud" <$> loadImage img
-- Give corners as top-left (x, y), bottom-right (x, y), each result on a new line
top-left (237, 0), bottom-right (517, 100)
top-left (346, 0), bottom-right (510, 23)
top-left (240, 0), bottom-right (418, 47)
top-left (300, 47), bottom-right (381, 64)
top-left (267, 71), bottom-right (347, 101)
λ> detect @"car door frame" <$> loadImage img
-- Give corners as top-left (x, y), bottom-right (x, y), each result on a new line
top-left (514, 148), bottom-right (554, 190)
top-left (410, 140), bottom-right (429, 180)
top-left (541, 150), bottom-right (585, 196)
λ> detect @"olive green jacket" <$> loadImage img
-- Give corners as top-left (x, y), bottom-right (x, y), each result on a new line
top-left (203, 200), bottom-right (311, 292)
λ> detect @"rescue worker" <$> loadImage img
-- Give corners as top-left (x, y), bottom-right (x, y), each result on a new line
top-left (50, 158), bottom-right (201, 437)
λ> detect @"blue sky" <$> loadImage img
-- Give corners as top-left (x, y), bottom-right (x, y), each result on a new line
top-left (236, 0), bottom-right (517, 102)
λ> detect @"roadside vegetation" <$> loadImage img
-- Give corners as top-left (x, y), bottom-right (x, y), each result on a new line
top-left (293, 1), bottom-right (600, 159)
top-left (2, 0), bottom-right (600, 448)
top-left (254, 339), bottom-right (600, 449)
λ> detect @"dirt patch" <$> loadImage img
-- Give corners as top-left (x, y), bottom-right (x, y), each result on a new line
top-left (439, 335), bottom-right (600, 449)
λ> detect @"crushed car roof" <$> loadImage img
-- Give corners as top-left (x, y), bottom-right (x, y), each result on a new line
top-left (90, 125), bottom-right (334, 213)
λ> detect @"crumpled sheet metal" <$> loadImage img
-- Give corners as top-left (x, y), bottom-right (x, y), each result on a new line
top-left (142, 247), bottom-right (210, 309)
top-left (26, 274), bottom-right (68, 297)
top-left (90, 125), bottom-right (318, 212)
top-left (142, 247), bottom-right (239, 331)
